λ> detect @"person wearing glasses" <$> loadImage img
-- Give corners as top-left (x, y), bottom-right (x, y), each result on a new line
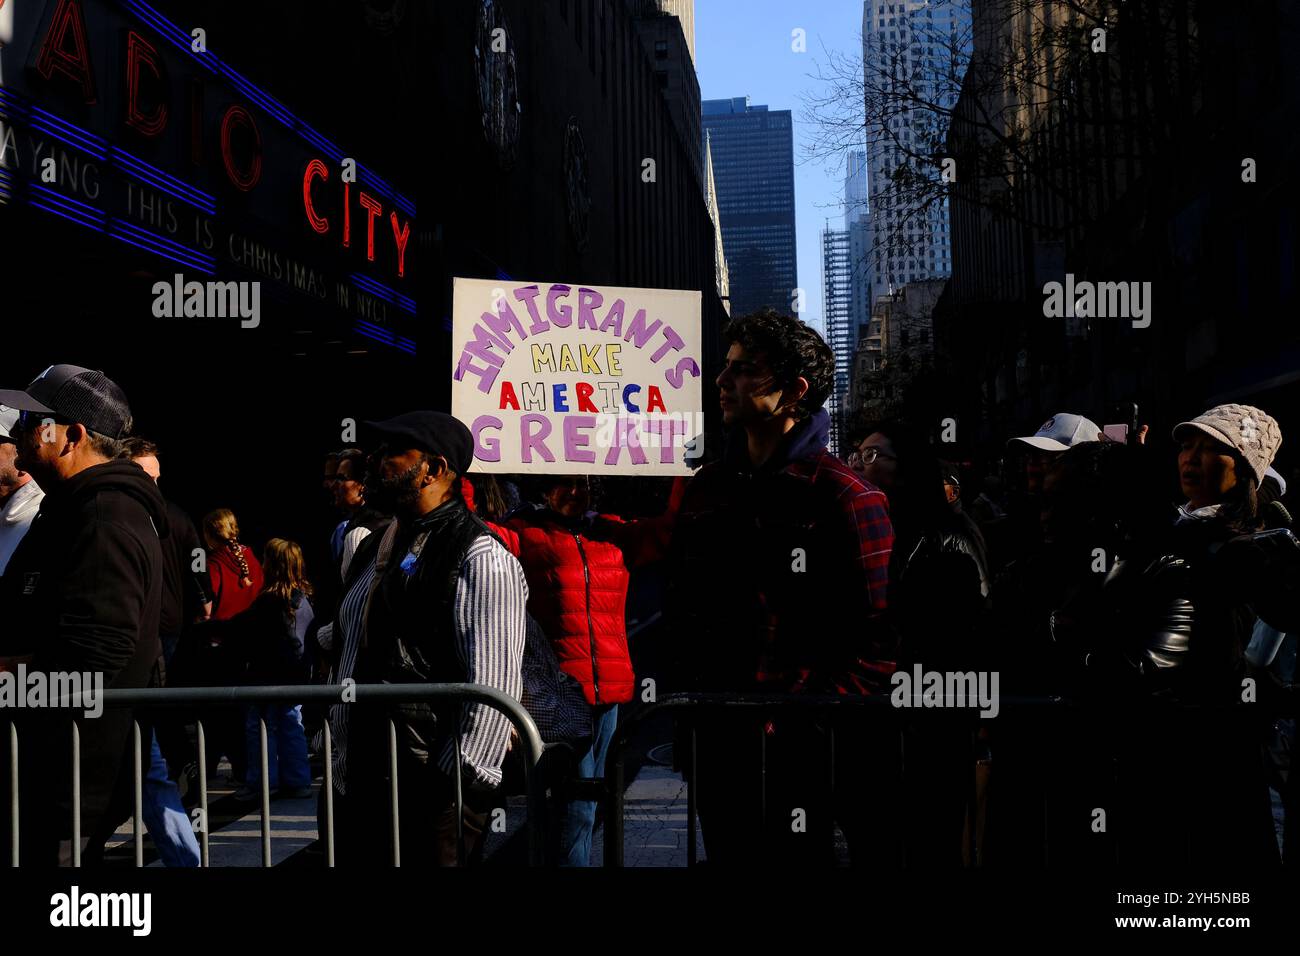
top-left (849, 420), bottom-right (990, 867)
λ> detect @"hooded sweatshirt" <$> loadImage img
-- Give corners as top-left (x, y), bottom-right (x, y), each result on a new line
top-left (0, 478), bottom-right (44, 577)
top-left (0, 459), bottom-right (169, 861)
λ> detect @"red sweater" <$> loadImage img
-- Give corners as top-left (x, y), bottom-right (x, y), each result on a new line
top-left (207, 545), bottom-right (264, 620)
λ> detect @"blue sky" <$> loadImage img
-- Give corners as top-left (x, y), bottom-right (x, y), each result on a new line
top-left (695, 0), bottom-right (865, 334)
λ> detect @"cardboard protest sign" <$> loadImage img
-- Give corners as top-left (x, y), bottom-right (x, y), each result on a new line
top-left (451, 277), bottom-right (703, 475)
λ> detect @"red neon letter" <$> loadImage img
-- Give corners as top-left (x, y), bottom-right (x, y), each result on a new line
top-left (342, 183), bottom-right (351, 248)
top-left (357, 192), bottom-right (382, 262)
top-left (36, 0), bottom-right (97, 103)
top-left (303, 158), bottom-right (329, 234)
top-left (220, 104), bottom-right (262, 191)
top-left (125, 31), bottom-right (168, 137)
top-left (390, 212), bottom-right (411, 278)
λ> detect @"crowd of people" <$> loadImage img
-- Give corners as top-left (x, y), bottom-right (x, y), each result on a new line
top-left (0, 306), bottom-right (1296, 868)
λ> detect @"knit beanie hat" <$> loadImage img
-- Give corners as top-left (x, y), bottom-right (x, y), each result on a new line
top-left (1172, 403), bottom-right (1282, 485)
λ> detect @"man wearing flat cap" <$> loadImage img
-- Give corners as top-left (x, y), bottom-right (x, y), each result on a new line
top-left (0, 364), bottom-right (168, 866)
top-left (342, 410), bottom-right (527, 866)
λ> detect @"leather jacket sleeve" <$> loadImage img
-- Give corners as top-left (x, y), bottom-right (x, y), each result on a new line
top-left (1083, 553), bottom-right (1194, 695)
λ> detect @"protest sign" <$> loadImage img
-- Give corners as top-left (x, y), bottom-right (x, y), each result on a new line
top-left (451, 277), bottom-right (703, 475)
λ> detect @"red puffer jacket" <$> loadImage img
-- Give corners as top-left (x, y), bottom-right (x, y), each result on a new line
top-left (506, 510), bottom-right (633, 705)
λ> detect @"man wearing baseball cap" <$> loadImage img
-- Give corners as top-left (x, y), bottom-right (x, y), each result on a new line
top-left (1007, 412), bottom-right (1104, 492)
top-left (339, 410), bottom-right (526, 866)
top-left (0, 405), bottom-right (44, 578)
top-left (0, 364), bottom-right (169, 866)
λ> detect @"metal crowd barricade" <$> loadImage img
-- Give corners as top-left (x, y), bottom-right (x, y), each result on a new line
top-left (601, 692), bottom-right (1287, 867)
top-left (602, 692), bottom-right (909, 867)
top-left (5, 682), bottom-right (546, 867)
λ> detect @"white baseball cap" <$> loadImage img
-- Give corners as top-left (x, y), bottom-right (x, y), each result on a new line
top-left (0, 405), bottom-right (17, 441)
top-left (1008, 412), bottom-right (1102, 452)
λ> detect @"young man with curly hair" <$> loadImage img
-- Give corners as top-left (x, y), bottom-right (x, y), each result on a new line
top-left (665, 309), bottom-right (898, 865)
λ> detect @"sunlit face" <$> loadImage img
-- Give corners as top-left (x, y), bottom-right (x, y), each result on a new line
top-left (333, 457), bottom-right (365, 510)
top-left (857, 433), bottom-right (899, 491)
top-left (1178, 431), bottom-right (1238, 509)
top-left (0, 441), bottom-right (22, 496)
top-left (715, 343), bottom-right (804, 428)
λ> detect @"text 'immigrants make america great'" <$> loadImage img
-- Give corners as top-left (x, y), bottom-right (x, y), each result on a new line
top-left (451, 278), bottom-right (703, 476)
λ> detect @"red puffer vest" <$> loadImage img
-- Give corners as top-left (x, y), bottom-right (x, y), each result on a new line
top-left (508, 510), bottom-right (634, 706)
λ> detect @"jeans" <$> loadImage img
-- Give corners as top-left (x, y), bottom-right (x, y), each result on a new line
top-left (143, 732), bottom-right (201, 868)
top-left (244, 704), bottom-right (311, 790)
top-left (557, 703), bottom-right (618, 867)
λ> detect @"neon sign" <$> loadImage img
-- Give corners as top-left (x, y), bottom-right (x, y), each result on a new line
top-left (3, 0), bottom-right (418, 346)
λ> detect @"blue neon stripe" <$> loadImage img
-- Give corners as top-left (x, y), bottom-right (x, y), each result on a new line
top-left (119, 0), bottom-right (217, 73)
top-left (107, 228), bottom-right (216, 274)
top-left (350, 274), bottom-right (417, 315)
top-left (29, 182), bottom-right (104, 218)
top-left (30, 199), bottom-right (106, 233)
top-left (108, 235), bottom-right (213, 274)
top-left (29, 190), bottom-right (107, 227)
top-left (110, 147), bottom-right (216, 205)
top-left (111, 217), bottom-right (215, 268)
top-left (29, 121), bottom-right (108, 159)
top-left (354, 320), bottom-right (394, 342)
top-left (107, 226), bottom-right (215, 273)
top-left (30, 108), bottom-right (109, 159)
top-left (110, 148), bottom-right (217, 212)
top-left (31, 106), bottom-right (109, 147)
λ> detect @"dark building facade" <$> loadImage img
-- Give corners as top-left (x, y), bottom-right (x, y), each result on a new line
top-left (701, 96), bottom-right (797, 319)
top-left (934, 0), bottom-right (1300, 480)
top-left (1, 0), bottom-right (727, 544)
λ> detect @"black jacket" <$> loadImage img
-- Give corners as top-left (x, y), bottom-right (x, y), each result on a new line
top-left (0, 459), bottom-right (167, 862)
top-left (159, 499), bottom-right (210, 641)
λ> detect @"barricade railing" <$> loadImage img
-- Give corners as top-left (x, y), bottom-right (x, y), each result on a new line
top-left (3, 683), bottom-right (546, 867)
top-left (601, 692), bottom-right (1282, 867)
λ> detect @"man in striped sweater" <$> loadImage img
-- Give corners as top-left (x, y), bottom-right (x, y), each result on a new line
top-left (346, 411), bottom-right (526, 866)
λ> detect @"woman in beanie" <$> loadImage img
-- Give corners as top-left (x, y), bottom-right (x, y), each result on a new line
top-left (1163, 403), bottom-right (1284, 864)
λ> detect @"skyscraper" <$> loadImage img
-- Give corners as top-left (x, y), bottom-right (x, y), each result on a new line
top-left (631, 0), bottom-right (702, 182)
top-left (861, 0), bottom-right (970, 307)
top-left (821, 226), bottom-right (853, 455)
top-left (824, 151), bottom-right (875, 454)
top-left (702, 97), bottom-right (798, 319)
top-left (845, 151), bottom-right (874, 333)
